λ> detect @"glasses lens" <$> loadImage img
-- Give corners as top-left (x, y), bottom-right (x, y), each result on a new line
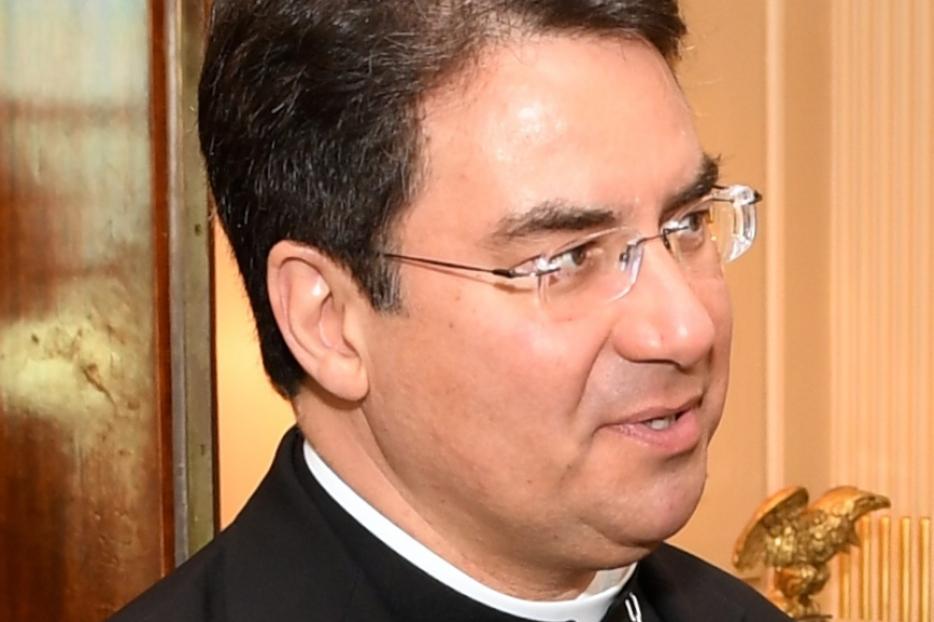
top-left (539, 228), bottom-right (639, 321)
top-left (710, 185), bottom-right (758, 262)
top-left (537, 187), bottom-right (758, 320)
top-left (721, 200), bottom-right (756, 262)
top-left (664, 201), bottom-right (722, 274)
top-left (669, 199), bottom-right (756, 269)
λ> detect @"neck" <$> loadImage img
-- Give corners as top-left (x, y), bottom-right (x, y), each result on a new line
top-left (293, 390), bottom-right (599, 600)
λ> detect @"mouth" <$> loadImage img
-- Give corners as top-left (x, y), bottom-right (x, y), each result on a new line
top-left (604, 396), bottom-right (704, 455)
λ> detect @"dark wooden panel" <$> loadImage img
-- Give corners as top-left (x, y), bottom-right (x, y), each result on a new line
top-left (0, 2), bottom-right (174, 619)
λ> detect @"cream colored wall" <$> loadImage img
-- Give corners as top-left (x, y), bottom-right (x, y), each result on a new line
top-left (215, 231), bottom-right (292, 527)
top-left (825, 3), bottom-right (933, 618)
top-left (827, 0), bottom-right (933, 521)
top-left (769, 0), bottom-right (835, 500)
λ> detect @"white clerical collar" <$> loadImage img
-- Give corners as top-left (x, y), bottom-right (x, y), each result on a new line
top-left (303, 441), bottom-right (635, 622)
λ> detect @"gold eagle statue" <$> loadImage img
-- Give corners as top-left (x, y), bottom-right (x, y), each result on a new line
top-left (733, 485), bottom-right (890, 618)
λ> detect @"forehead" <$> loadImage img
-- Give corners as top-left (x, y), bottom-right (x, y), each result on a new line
top-left (402, 35), bottom-right (702, 250)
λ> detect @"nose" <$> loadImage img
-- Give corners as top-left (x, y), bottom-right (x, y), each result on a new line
top-left (609, 241), bottom-right (718, 369)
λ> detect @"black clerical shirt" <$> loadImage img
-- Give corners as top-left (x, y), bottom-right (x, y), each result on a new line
top-left (109, 428), bottom-right (790, 622)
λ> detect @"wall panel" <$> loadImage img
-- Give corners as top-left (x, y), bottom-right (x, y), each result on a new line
top-left (829, 0), bottom-right (933, 525)
top-left (0, 0), bottom-right (215, 617)
top-left (0, 2), bottom-right (172, 619)
top-left (829, 1), bottom-right (933, 617)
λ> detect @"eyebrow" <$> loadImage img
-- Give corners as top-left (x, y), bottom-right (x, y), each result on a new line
top-left (487, 153), bottom-right (721, 244)
top-left (662, 153), bottom-right (721, 216)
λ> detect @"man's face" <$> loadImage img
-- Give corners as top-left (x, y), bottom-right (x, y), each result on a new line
top-left (359, 36), bottom-right (732, 578)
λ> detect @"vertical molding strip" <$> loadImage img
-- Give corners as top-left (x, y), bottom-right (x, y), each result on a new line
top-left (164, 0), bottom-right (216, 564)
top-left (915, 0), bottom-right (934, 522)
top-left (764, 0), bottom-right (785, 493)
top-left (829, 0), bottom-right (844, 491)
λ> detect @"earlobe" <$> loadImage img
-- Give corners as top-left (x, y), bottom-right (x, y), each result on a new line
top-left (267, 241), bottom-right (369, 402)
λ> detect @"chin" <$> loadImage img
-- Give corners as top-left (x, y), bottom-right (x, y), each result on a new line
top-left (628, 452), bottom-right (711, 545)
top-left (654, 463), bottom-right (709, 540)
top-left (655, 493), bottom-right (704, 541)
top-left (581, 480), bottom-right (706, 569)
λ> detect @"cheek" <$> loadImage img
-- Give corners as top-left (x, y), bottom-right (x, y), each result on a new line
top-left (714, 287), bottom-right (734, 361)
top-left (369, 292), bottom-right (608, 492)
top-left (452, 301), bottom-right (602, 411)
top-left (402, 284), bottom-right (607, 437)
top-left (694, 274), bottom-right (733, 349)
top-left (695, 277), bottom-right (733, 421)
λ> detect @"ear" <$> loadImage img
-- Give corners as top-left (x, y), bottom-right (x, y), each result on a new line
top-left (267, 241), bottom-right (369, 402)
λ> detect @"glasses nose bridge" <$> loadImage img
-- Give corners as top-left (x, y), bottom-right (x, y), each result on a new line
top-left (625, 229), bottom-right (677, 273)
top-left (630, 227), bottom-right (677, 254)
top-left (616, 227), bottom-right (690, 302)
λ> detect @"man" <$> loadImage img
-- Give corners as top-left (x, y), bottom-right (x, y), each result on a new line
top-left (114, 1), bottom-right (788, 620)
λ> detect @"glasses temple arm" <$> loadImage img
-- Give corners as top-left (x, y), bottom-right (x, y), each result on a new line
top-left (379, 252), bottom-right (524, 279)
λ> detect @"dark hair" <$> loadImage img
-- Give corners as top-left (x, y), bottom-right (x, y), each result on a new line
top-left (199, 0), bottom-right (686, 397)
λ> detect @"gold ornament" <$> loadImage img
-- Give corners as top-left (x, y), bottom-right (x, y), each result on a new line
top-left (733, 485), bottom-right (890, 619)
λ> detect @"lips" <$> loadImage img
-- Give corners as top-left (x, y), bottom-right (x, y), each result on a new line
top-left (618, 395), bottom-right (701, 426)
top-left (604, 396), bottom-right (704, 455)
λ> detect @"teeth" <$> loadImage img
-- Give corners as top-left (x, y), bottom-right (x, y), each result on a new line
top-left (645, 415), bottom-right (677, 430)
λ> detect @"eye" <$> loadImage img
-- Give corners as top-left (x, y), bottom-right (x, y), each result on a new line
top-left (542, 238), bottom-right (606, 294)
top-left (664, 205), bottom-right (712, 250)
top-left (669, 207), bottom-right (710, 233)
top-left (552, 243), bottom-right (592, 271)
top-left (542, 239), bottom-right (604, 287)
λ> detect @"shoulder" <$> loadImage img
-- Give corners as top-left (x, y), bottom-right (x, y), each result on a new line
top-left (106, 428), bottom-right (361, 622)
top-left (641, 543), bottom-right (792, 621)
top-left (647, 543), bottom-right (758, 597)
